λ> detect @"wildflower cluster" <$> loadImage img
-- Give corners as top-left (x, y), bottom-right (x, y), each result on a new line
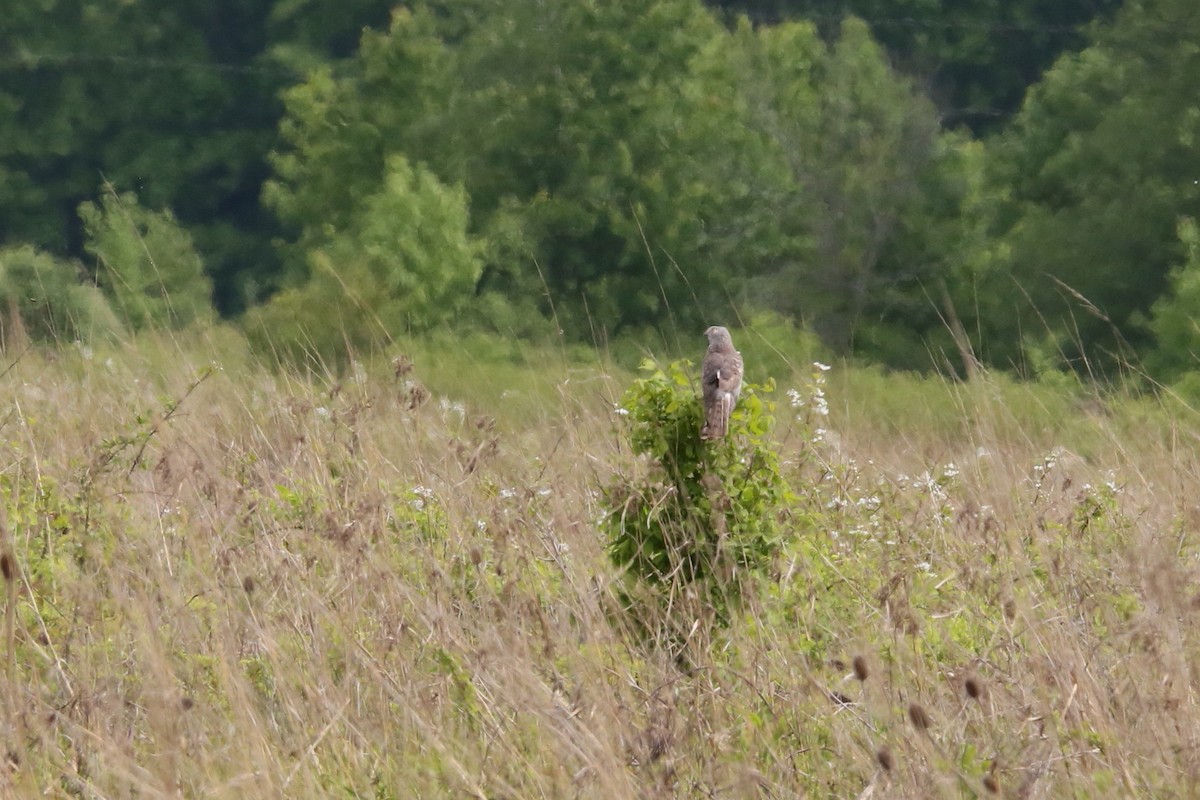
top-left (788, 361), bottom-right (831, 443)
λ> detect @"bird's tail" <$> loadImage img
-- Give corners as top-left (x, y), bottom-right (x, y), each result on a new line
top-left (701, 394), bottom-right (733, 440)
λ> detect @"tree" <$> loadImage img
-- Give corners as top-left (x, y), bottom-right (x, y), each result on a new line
top-left (0, 0), bottom-right (402, 316)
top-left (705, 0), bottom-right (1122, 133)
top-left (0, 246), bottom-right (119, 345)
top-left (1146, 219), bottom-right (1200, 385)
top-left (80, 189), bottom-right (215, 331)
top-left (263, 5), bottom-right (453, 276)
top-left (976, 0), bottom-right (1200, 373)
top-left (265, 0), bottom-right (771, 341)
top-left (248, 155), bottom-right (480, 366)
top-left (726, 17), bottom-right (945, 356)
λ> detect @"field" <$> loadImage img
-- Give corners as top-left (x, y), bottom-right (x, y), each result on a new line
top-left (2, 324), bottom-right (1199, 798)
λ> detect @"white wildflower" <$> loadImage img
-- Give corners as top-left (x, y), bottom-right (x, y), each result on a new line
top-left (438, 398), bottom-right (466, 421)
top-left (410, 485), bottom-right (434, 511)
top-left (857, 495), bottom-right (881, 510)
top-left (812, 391), bottom-right (829, 417)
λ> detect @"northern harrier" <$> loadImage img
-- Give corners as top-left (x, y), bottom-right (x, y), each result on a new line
top-left (700, 325), bottom-right (743, 440)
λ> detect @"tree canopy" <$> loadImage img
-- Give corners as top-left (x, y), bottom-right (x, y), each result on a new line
top-left (3, 0), bottom-right (1200, 388)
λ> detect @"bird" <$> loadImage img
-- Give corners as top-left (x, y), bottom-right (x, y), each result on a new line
top-left (700, 325), bottom-right (743, 440)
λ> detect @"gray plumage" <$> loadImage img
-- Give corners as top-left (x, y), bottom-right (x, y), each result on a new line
top-left (700, 325), bottom-right (743, 440)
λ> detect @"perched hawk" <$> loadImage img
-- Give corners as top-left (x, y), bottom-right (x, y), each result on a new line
top-left (700, 325), bottom-right (743, 440)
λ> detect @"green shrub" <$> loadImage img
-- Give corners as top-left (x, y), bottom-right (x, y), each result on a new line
top-left (0, 245), bottom-right (120, 344)
top-left (245, 155), bottom-right (481, 369)
top-left (1147, 217), bottom-right (1200, 391)
top-left (79, 189), bottom-right (214, 331)
top-left (603, 359), bottom-right (789, 624)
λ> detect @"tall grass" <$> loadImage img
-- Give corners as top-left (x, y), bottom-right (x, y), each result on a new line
top-left (1, 328), bottom-right (1199, 797)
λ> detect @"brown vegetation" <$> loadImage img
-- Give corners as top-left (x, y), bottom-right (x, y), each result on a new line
top-left (0, 334), bottom-right (1198, 797)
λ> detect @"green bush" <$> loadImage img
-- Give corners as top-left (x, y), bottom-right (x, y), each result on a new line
top-left (1147, 218), bottom-right (1200, 389)
top-left (0, 245), bottom-right (120, 344)
top-left (603, 359), bottom-right (789, 624)
top-left (79, 189), bottom-right (214, 331)
top-left (246, 155), bottom-right (481, 369)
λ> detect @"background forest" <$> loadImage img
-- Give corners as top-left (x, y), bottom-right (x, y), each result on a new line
top-left (4, 0), bottom-right (1199, 382)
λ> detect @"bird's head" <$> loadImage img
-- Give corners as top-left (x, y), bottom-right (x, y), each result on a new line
top-left (705, 325), bottom-right (731, 347)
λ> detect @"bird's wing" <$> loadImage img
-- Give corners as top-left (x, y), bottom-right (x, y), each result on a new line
top-left (703, 355), bottom-right (723, 388)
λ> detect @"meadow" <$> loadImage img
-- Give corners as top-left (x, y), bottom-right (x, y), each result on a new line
top-left (1, 322), bottom-right (1199, 798)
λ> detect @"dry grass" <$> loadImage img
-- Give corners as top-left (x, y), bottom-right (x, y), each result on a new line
top-left (2, 331), bottom-right (1200, 798)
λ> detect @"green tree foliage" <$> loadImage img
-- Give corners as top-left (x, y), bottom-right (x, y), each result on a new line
top-left (727, 18), bottom-right (945, 356)
top-left (248, 155), bottom-right (480, 367)
top-left (977, 0), bottom-right (1200, 373)
top-left (0, 0), bottom-right (282, 312)
top-left (79, 190), bottom-right (214, 331)
top-left (267, 0), bottom-right (393, 65)
top-left (604, 359), bottom-right (788, 623)
top-left (707, 0), bottom-right (1122, 133)
top-left (441, 0), bottom-right (757, 334)
top-left (265, 1), bottom-right (951, 355)
top-left (263, 6), bottom-right (452, 272)
top-left (842, 129), bottom-right (1026, 374)
top-left (0, 246), bottom-right (119, 344)
top-left (266, 0), bottom-right (768, 339)
top-left (1146, 219), bottom-right (1200, 386)
top-left (0, 0), bottom-right (397, 314)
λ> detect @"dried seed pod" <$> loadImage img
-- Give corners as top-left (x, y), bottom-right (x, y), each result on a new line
top-left (908, 702), bottom-right (931, 731)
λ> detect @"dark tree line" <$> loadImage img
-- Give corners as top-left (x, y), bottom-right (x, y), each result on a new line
top-left (4, 0), bottom-right (1200, 386)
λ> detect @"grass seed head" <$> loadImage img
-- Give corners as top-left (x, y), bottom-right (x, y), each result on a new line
top-left (853, 655), bottom-right (869, 681)
top-left (908, 702), bottom-right (931, 731)
top-left (965, 676), bottom-right (983, 700)
top-left (0, 552), bottom-right (13, 583)
top-left (876, 747), bottom-right (893, 772)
